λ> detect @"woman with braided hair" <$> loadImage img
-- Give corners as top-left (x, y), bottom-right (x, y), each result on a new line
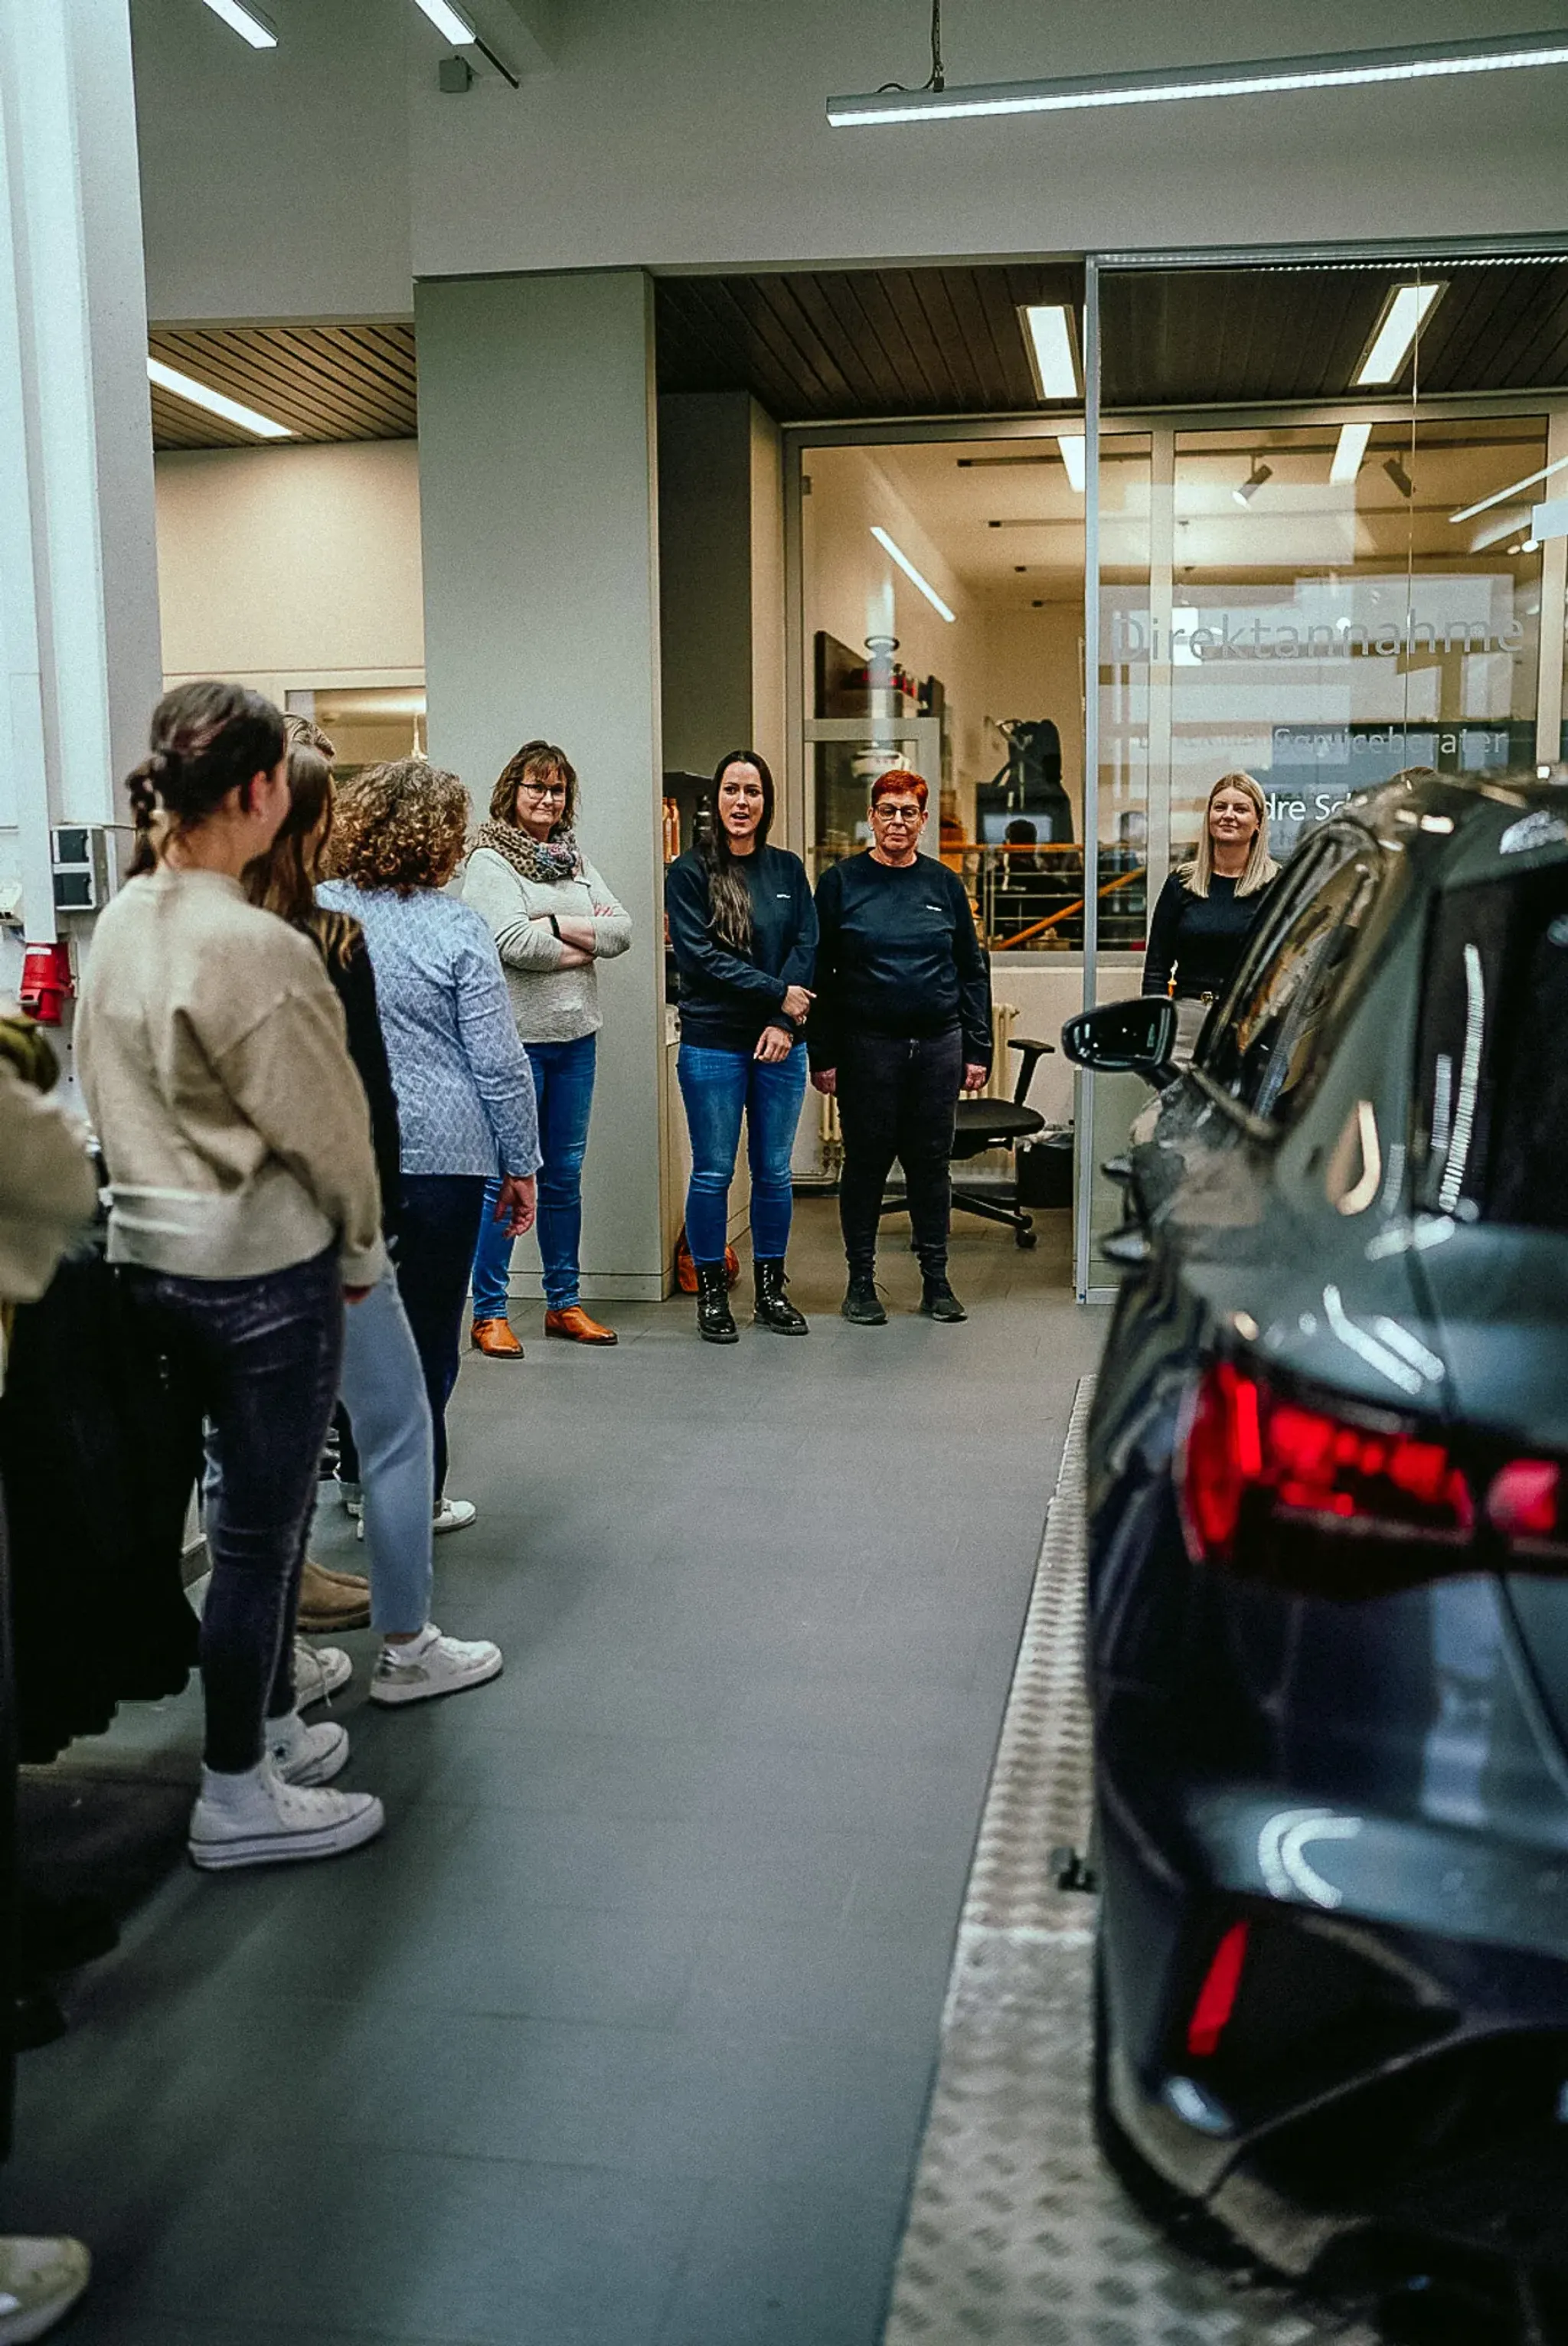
top-left (76, 680), bottom-right (388, 1871)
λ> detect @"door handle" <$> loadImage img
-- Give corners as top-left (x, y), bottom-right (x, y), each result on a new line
top-left (1099, 1227), bottom-right (1152, 1268)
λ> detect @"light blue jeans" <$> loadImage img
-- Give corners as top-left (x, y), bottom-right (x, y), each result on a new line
top-left (677, 1039), bottom-right (808, 1265)
top-left (338, 1270), bottom-right (434, 1636)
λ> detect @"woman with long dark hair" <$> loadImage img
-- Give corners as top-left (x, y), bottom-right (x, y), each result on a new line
top-left (247, 738), bottom-right (503, 1706)
top-left (665, 751), bottom-right (817, 1343)
top-left (76, 681), bottom-right (387, 1871)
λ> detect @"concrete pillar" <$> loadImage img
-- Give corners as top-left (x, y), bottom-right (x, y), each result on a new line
top-left (415, 269), bottom-right (668, 1300)
top-left (0, 0), bottom-right (161, 969)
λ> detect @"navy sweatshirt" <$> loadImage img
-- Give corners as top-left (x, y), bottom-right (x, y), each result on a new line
top-left (1141, 871), bottom-right (1276, 1000)
top-left (665, 844), bottom-right (818, 1051)
top-left (809, 852), bottom-right (992, 1071)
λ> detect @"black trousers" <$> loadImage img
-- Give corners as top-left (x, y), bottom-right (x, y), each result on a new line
top-left (341, 1175), bottom-right (488, 1504)
top-left (836, 1026), bottom-right (962, 1278)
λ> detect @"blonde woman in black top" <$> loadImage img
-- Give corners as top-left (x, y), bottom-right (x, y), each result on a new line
top-left (1142, 771), bottom-right (1279, 1058)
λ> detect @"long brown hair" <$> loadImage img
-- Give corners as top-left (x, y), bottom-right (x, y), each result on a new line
top-left (246, 740), bottom-right (358, 969)
top-left (702, 750), bottom-right (776, 952)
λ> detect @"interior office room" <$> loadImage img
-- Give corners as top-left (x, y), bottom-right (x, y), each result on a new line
top-left (2, 2), bottom-right (1567, 2342)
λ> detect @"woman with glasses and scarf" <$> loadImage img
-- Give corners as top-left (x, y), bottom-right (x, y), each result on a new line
top-left (462, 741), bottom-right (630, 1353)
top-left (810, 770), bottom-right (991, 1327)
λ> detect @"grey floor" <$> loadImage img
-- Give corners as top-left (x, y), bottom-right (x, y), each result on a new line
top-left (9, 1197), bottom-right (1106, 2346)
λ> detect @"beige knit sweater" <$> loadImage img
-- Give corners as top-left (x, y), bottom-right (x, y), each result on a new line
top-left (76, 870), bottom-right (387, 1286)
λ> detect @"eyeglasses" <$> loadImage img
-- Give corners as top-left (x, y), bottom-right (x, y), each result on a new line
top-left (873, 805), bottom-right (922, 825)
top-left (520, 780), bottom-right (567, 801)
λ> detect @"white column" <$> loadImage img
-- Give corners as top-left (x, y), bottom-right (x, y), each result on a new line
top-left (0, 0), bottom-right (161, 954)
top-left (416, 270), bottom-right (668, 1300)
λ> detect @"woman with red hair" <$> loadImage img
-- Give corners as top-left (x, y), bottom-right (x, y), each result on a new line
top-left (809, 770), bottom-right (991, 1324)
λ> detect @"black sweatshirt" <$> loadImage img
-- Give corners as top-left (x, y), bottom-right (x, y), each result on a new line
top-left (304, 914), bottom-right (403, 1239)
top-left (665, 844), bottom-right (818, 1051)
top-left (809, 852), bottom-right (992, 1070)
top-left (1141, 871), bottom-right (1276, 1001)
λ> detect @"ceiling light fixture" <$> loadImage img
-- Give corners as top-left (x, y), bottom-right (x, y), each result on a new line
top-left (1329, 422), bottom-right (1372, 484)
top-left (1383, 454), bottom-right (1414, 499)
top-left (1057, 435), bottom-right (1086, 492)
top-left (1019, 305), bottom-right (1081, 400)
top-left (412, 0), bottom-right (477, 42)
top-left (147, 357), bottom-right (292, 440)
top-left (197, 0), bottom-right (277, 47)
top-left (827, 30), bottom-right (1568, 126)
top-left (870, 526), bottom-right (956, 623)
top-left (1450, 452), bottom-right (1568, 524)
top-left (1232, 457), bottom-right (1273, 508)
top-left (1354, 282), bottom-right (1445, 384)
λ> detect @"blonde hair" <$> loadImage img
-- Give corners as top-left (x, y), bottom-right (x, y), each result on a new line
top-left (1181, 771), bottom-right (1278, 899)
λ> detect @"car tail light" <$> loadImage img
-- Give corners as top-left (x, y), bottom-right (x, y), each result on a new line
top-left (1486, 1459), bottom-right (1568, 1561)
top-left (1187, 1921), bottom-right (1250, 2058)
top-left (1178, 1360), bottom-right (1474, 1568)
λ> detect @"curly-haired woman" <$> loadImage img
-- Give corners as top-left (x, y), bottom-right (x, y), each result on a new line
top-left (319, 759), bottom-right (540, 1531)
top-left (461, 739), bottom-right (630, 1353)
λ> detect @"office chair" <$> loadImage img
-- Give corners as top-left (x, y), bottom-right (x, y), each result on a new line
top-left (878, 1037), bottom-right (1055, 1250)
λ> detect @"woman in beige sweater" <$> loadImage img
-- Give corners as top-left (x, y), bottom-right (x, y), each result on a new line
top-left (77, 681), bottom-right (387, 1874)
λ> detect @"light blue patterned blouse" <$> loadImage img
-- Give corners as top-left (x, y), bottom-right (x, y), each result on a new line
top-left (317, 882), bottom-right (541, 1180)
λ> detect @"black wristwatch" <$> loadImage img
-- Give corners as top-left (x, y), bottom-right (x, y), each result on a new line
top-left (548, 914), bottom-right (561, 939)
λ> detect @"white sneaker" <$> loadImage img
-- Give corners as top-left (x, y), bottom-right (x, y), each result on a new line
top-left (266, 1709), bottom-right (350, 1787)
top-left (0, 2234), bottom-right (90, 2343)
top-left (433, 1498), bottom-right (476, 1534)
top-left (294, 1638), bottom-right (352, 1709)
top-left (189, 1767), bottom-right (384, 1872)
top-left (335, 1479), bottom-right (364, 1519)
top-left (368, 1624), bottom-right (503, 1706)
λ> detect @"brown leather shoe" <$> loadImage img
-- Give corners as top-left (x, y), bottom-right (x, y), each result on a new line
top-left (297, 1557), bottom-right (371, 1632)
top-left (544, 1305), bottom-right (619, 1346)
top-left (471, 1317), bottom-right (524, 1358)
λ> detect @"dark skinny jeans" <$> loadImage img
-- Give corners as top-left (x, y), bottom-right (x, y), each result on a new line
top-left (341, 1174), bottom-right (488, 1503)
top-left (123, 1247), bottom-right (343, 1774)
top-left (835, 1026), bottom-right (962, 1279)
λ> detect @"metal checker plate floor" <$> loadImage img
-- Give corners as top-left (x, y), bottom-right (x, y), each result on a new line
top-left (881, 1379), bottom-right (1380, 2346)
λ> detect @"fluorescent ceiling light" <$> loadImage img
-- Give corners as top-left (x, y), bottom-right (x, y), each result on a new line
top-left (870, 526), bottom-right (955, 623)
top-left (412, 0), bottom-right (477, 41)
top-left (1451, 452), bottom-right (1568, 524)
top-left (1329, 422), bottom-right (1372, 484)
top-left (1057, 435), bottom-right (1085, 492)
top-left (1020, 305), bottom-right (1080, 400)
top-left (147, 357), bottom-right (292, 440)
top-left (1354, 283), bottom-right (1444, 385)
top-left (827, 31), bottom-right (1568, 126)
top-left (198, 0), bottom-right (276, 46)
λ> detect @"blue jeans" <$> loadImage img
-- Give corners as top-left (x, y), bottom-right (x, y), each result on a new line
top-left (338, 1273), bottom-right (433, 1636)
top-left (678, 1041), bottom-right (808, 1265)
top-left (126, 1247), bottom-right (342, 1774)
top-left (472, 1033), bottom-right (596, 1315)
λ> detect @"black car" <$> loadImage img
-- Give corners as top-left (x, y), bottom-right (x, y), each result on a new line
top-left (1061, 769), bottom-right (1568, 2334)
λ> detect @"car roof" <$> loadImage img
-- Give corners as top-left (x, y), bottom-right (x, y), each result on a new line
top-left (1321, 766), bottom-right (1568, 890)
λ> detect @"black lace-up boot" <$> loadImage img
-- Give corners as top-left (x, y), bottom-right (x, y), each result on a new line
top-left (694, 1261), bottom-right (739, 1345)
top-left (841, 1266), bottom-right (887, 1325)
top-left (753, 1259), bottom-right (808, 1334)
top-left (919, 1271), bottom-right (967, 1322)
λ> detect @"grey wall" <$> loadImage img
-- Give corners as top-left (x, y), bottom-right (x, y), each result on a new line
top-left (416, 270), bottom-right (667, 1299)
top-left (658, 393), bottom-right (754, 782)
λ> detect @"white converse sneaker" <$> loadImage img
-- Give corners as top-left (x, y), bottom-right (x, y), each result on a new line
top-left (294, 1639), bottom-right (352, 1709)
top-left (433, 1498), bottom-right (476, 1534)
top-left (368, 1624), bottom-right (503, 1707)
top-left (266, 1710), bottom-right (350, 1787)
top-left (0, 2233), bottom-right (90, 2342)
top-left (189, 1766), bottom-right (384, 1871)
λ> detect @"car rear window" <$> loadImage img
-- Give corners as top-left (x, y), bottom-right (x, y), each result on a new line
top-left (1413, 864), bottom-right (1568, 1230)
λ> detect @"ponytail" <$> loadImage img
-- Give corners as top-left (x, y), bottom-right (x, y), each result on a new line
top-left (126, 681), bottom-right (286, 874)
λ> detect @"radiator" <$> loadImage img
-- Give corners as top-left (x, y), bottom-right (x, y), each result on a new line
top-left (818, 1001), bottom-right (1018, 1148)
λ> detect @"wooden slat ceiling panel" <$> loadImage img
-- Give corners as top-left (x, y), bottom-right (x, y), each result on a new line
top-left (149, 323), bottom-right (416, 449)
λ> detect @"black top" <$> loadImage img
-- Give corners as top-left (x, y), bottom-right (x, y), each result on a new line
top-left (1142, 871), bottom-right (1276, 1001)
top-left (809, 852), bottom-right (993, 1070)
top-left (304, 913), bottom-right (403, 1238)
top-left (665, 843), bottom-right (818, 1052)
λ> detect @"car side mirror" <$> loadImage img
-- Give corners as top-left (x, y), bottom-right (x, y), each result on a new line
top-left (1060, 997), bottom-right (1178, 1087)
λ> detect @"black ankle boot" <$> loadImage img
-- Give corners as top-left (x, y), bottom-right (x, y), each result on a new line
top-left (753, 1259), bottom-right (808, 1334)
top-left (920, 1273), bottom-right (967, 1323)
top-left (694, 1260), bottom-right (739, 1344)
top-left (841, 1269), bottom-right (887, 1325)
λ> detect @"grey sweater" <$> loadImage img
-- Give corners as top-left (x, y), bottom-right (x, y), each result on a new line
top-left (461, 846), bottom-right (632, 1044)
